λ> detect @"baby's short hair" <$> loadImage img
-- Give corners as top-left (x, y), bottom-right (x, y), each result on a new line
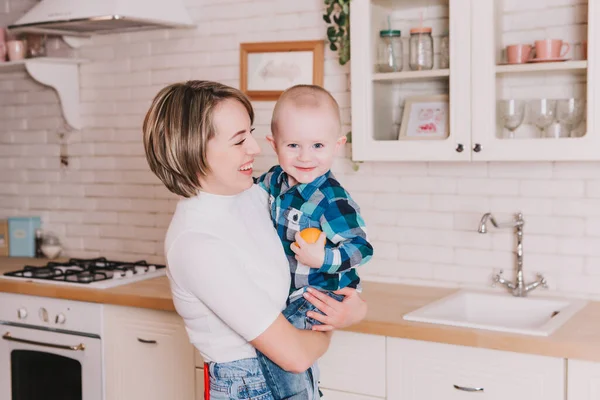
top-left (271, 84), bottom-right (341, 136)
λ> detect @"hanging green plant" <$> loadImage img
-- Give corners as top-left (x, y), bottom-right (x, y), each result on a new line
top-left (323, 0), bottom-right (350, 65)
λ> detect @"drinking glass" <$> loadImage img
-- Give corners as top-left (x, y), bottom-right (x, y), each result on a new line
top-left (529, 99), bottom-right (557, 138)
top-left (499, 99), bottom-right (526, 139)
top-left (556, 98), bottom-right (585, 137)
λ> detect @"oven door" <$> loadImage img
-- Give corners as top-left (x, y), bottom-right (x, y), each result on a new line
top-left (0, 323), bottom-right (102, 400)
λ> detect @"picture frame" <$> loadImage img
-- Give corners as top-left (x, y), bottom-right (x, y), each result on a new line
top-left (240, 40), bottom-right (324, 101)
top-left (398, 94), bottom-right (450, 140)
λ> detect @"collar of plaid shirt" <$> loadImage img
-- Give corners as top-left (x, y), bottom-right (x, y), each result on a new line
top-left (275, 168), bottom-right (331, 200)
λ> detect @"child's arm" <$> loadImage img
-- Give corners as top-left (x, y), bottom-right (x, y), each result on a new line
top-left (318, 196), bottom-right (373, 274)
top-left (293, 194), bottom-right (373, 271)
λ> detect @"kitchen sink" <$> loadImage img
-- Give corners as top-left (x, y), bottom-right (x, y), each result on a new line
top-left (403, 290), bottom-right (587, 336)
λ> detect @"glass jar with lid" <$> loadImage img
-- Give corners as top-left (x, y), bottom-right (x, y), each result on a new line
top-left (439, 32), bottom-right (449, 69)
top-left (376, 29), bottom-right (403, 73)
top-left (409, 27), bottom-right (434, 70)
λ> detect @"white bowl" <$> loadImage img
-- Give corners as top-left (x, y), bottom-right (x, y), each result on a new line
top-left (41, 245), bottom-right (62, 259)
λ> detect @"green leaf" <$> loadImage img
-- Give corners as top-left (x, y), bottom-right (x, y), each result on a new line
top-left (330, 42), bottom-right (338, 51)
top-left (338, 12), bottom-right (346, 26)
top-left (324, 0), bottom-right (334, 4)
top-left (342, 3), bottom-right (349, 14)
top-left (327, 26), bottom-right (336, 37)
top-left (337, 27), bottom-right (345, 37)
top-left (327, 3), bottom-right (334, 15)
top-left (333, 14), bottom-right (340, 24)
top-left (323, 14), bottom-right (331, 23)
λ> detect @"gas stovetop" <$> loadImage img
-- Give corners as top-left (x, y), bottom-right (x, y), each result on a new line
top-left (1, 257), bottom-right (167, 289)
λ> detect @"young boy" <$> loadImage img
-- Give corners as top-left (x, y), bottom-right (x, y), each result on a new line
top-left (255, 84), bottom-right (374, 400)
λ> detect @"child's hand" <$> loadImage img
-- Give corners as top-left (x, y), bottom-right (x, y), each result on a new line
top-left (291, 231), bottom-right (326, 269)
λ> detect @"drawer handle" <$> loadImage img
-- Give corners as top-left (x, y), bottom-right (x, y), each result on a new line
top-left (453, 384), bottom-right (484, 392)
top-left (137, 338), bottom-right (157, 344)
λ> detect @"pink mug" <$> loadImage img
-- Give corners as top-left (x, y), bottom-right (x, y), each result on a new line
top-left (0, 28), bottom-right (6, 62)
top-left (534, 39), bottom-right (570, 60)
top-left (506, 44), bottom-right (532, 64)
top-left (7, 40), bottom-right (26, 61)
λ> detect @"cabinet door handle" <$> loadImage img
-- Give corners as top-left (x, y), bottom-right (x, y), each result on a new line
top-left (455, 143), bottom-right (464, 153)
top-left (473, 143), bottom-right (482, 152)
top-left (453, 384), bottom-right (484, 392)
top-left (137, 338), bottom-right (157, 344)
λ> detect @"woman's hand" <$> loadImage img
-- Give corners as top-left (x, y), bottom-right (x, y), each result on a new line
top-left (303, 287), bottom-right (368, 331)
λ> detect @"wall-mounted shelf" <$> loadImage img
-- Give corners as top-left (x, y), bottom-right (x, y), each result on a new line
top-left (495, 60), bottom-right (587, 75)
top-left (373, 68), bottom-right (450, 82)
top-left (0, 57), bottom-right (84, 129)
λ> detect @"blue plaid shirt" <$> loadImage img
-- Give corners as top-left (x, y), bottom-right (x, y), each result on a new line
top-left (257, 165), bottom-right (373, 301)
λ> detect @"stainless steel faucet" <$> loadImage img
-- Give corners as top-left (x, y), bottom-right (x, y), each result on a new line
top-left (477, 212), bottom-right (547, 297)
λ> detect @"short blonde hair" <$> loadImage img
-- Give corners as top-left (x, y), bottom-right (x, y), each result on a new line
top-left (271, 84), bottom-right (341, 136)
top-left (143, 80), bottom-right (254, 198)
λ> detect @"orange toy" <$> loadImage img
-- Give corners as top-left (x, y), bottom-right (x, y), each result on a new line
top-left (295, 227), bottom-right (323, 246)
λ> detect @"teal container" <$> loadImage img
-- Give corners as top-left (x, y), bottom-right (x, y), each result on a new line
top-left (8, 217), bottom-right (41, 257)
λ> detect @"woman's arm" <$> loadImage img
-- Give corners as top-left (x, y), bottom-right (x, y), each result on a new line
top-left (167, 232), bottom-right (332, 373)
top-left (251, 315), bottom-right (332, 373)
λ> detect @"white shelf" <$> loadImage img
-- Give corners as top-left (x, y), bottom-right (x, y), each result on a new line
top-left (373, 68), bottom-right (450, 82)
top-left (495, 60), bottom-right (587, 74)
top-left (0, 57), bottom-right (85, 130)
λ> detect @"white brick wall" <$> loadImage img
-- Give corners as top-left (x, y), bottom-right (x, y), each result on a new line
top-left (2, 0), bottom-right (600, 298)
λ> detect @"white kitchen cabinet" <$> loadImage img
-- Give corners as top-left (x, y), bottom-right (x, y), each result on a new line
top-left (387, 338), bottom-right (564, 400)
top-left (351, 0), bottom-right (600, 162)
top-left (321, 388), bottom-right (384, 400)
top-left (568, 359), bottom-right (600, 400)
top-left (470, 0), bottom-right (600, 161)
top-left (351, 0), bottom-right (472, 161)
top-left (103, 305), bottom-right (195, 400)
top-left (319, 331), bottom-right (386, 398)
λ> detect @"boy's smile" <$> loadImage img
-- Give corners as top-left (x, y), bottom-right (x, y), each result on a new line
top-left (268, 104), bottom-right (346, 185)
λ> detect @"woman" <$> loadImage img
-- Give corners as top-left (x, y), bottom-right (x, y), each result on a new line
top-left (142, 80), bottom-right (367, 400)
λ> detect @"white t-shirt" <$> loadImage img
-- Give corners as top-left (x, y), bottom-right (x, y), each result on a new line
top-left (165, 184), bottom-right (291, 363)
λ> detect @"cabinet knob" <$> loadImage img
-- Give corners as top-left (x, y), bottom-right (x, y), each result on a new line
top-left (55, 313), bottom-right (66, 324)
top-left (17, 308), bottom-right (27, 320)
top-left (455, 144), bottom-right (464, 153)
top-left (473, 143), bottom-right (482, 152)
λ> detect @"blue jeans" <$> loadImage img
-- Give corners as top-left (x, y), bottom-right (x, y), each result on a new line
top-left (256, 291), bottom-right (344, 400)
top-left (208, 358), bottom-right (274, 400)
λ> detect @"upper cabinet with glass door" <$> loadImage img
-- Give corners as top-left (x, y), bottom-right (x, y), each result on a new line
top-left (471, 0), bottom-right (599, 161)
top-left (350, 0), bottom-right (472, 161)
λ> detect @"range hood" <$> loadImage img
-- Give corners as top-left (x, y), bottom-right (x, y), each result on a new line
top-left (8, 0), bottom-right (195, 37)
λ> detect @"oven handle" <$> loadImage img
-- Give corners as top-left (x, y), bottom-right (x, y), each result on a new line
top-left (2, 332), bottom-right (86, 351)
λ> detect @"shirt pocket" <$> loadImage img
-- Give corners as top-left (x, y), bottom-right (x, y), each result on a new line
top-left (283, 208), bottom-right (309, 241)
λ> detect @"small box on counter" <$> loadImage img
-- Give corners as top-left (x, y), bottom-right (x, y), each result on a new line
top-left (8, 216), bottom-right (41, 257)
top-left (0, 220), bottom-right (8, 257)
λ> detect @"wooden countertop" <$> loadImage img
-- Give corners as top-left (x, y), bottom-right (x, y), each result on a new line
top-left (2, 257), bottom-right (600, 362)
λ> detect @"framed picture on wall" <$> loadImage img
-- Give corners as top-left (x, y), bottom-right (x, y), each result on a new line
top-left (398, 94), bottom-right (450, 140)
top-left (240, 40), bottom-right (324, 101)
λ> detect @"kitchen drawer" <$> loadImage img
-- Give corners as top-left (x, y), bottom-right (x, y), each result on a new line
top-left (319, 331), bottom-right (386, 398)
top-left (104, 306), bottom-right (195, 400)
top-left (568, 359), bottom-right (600, 400)
top-left (321, 388), bottom-right (384, 400)
top-left (387, 338), bottom-right (564, 400)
